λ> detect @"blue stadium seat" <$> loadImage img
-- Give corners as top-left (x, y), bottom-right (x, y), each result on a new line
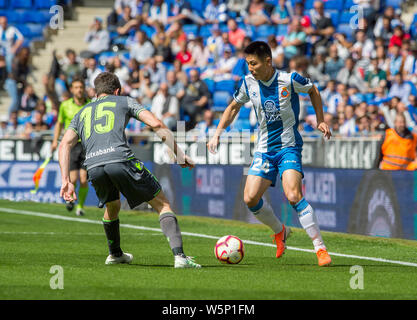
top-left (339, 11), bottom-right (356, 24)
top-left (34, 0), bottom-right (57, 9)
top-left (23, 10), bottom-right (51, 24)
top-left (231, 119), bottom-right (252, 131)
top-left (238, 106), bottom-right (251, 119)
top-left (277, 24), bottom-right (288, 36)
top-left (328, 11), bottom-right (340, 26)
top-left (0, 0), bottom-right (6, 9)
top-left (26, 23), bottom-right (45, 38)
top-left (344, 0), bottom-right (355, 10)
top-left (190, 0), bottom-right (205, 12)
top-left (324, 0), bottom-right (343, 11)
top-left (255, 25), bottom-right (276, 39)
top-left (203, 78), bottom-right (215, 94)
top-left (199, 24), bottom-right (212, 38)
top-left (265, 0), bottom-right (278, 5)
top-left (15, 24), bottom-right (31, 38)
top-left (384, 0), bottom-right (402, 9)
top-left (364, 93), bottom-right (374, 103)
top-left (336, 23), bottom-right (354, 41)
top-left (140, 25), bottom-right (155, 39)
top-left (219, 23), bottom-right (228, 33)
top-left (306, 105), bottom-right (315, 115)
top-left (12, 0), bottom-right (33, 9)
top-left (304, 0), bottom-right (315, 9)
top-left (183, 24), bottom-right (199, 37)
top-left (212, 91), bottom-right (232, 112)
top-left (6, 11), bottom-right (25, 24)
top-left (214, 79), bottom-right (236, 95)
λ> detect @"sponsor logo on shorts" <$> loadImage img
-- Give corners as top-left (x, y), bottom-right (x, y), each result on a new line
top-left (85, 147), bottom-right (116, 160)
top-left (284, 160), bottom-right (297, 164)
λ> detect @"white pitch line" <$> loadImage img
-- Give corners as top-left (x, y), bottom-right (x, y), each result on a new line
top-left (0, 231), bottom-right (161, 236)
top-left (1, 206), bottom-right (417, 268)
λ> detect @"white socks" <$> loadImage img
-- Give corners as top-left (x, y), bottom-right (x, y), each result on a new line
top-left (293, 198), bottom-right (326, 252)
top-left (249, 198), bottom-right (283, 234)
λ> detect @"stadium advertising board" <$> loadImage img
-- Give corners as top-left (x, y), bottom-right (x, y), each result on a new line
top-left (151, 137), bottom-right (380, 168)
top-left (0, 139), bottom-right (414, 240)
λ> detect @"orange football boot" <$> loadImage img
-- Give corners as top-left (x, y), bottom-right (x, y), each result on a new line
top-left (316, 248), bottom-right (332, 266)
top-left (271, 225), bottom-right (291, 258)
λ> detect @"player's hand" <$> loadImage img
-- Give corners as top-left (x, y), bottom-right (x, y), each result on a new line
top-left (179, 155), bottom-right (195, 170)
top-left (60, 180), bottom-right (77, 203)
top-left (317, 122), bottom-right (332, 140)
top-left (207, 135), bottom-right (220, 154)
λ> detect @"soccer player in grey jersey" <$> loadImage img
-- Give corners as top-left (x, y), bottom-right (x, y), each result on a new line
top-left (58, 72), bottom-right (201, 268)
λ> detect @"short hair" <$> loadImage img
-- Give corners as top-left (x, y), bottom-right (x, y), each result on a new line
top-left (243, 41), bottom-right (272, 60)
top-left (71, 76), bottom-right (84, 87)
top-left (94, 72), bottom-right (121, 96)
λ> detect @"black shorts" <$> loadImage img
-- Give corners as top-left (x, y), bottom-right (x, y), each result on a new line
top-left (70, 142), bottom-right (86, 171)
top-left (87, 159), bottom-right (161, 209)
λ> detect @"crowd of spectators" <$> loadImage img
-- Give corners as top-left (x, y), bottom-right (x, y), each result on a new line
top-left (1, 0), bottom-right (417, 140)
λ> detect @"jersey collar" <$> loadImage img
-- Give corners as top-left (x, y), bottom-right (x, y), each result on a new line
top-left (259, 69), bottom-right (278, 87)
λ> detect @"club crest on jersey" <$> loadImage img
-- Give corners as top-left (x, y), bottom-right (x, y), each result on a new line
top-left (263, 99), bottom-right (281, 123)
top-left (281, 87), bottom-right (289, 98)
top-left (251, 91), bottom-right (258, 98)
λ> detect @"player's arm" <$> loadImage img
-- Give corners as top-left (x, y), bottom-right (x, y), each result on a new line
top-left (208, 99), bottom-right (243, 154)
top-left (137, 109), bottom-right (194, 169)
top-left (51, 121), bottom-right (64, 153)
top-left (308, 85), bottom-right (331, 140)
top-left (58, 128), bottom-right (79, 202)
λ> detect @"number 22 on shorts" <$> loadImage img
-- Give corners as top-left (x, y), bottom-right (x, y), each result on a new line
top-left (251, 157), bottom-right (270, 174)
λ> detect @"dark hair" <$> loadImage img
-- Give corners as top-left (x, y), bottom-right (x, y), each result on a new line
top-left (71, 76), bottom-right (85, 87)
top-left (94, 72), bottom-right (121, 96)
top-left (244, 41), bottom-right (272, 59)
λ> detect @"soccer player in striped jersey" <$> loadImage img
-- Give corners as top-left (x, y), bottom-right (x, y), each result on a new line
top-left (208, 41), bottom-right (332, 266)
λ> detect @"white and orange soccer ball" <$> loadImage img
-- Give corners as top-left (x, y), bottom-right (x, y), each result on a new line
top-left (214, 235), bottom-right (245, 264)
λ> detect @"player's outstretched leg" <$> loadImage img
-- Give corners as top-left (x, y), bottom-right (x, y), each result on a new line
top-left (282, 170), bottom-right (331, 267)
top-left (102, 199), bottom-right (133, 265)
top-left (148, 191), bottom-right (201, 268)
top-left (244, 175), bottom-right (290, 258)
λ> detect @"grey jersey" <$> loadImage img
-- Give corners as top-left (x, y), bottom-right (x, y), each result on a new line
top-left (68, 95), bottom-right (145, 170)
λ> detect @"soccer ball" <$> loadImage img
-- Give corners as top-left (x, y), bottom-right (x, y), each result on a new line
top-left (214, 235), bottom-right (245, 264)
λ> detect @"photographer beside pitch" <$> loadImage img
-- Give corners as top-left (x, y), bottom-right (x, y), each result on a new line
top-left (58, 72), bottom-right (201, 268)
top-left (208, 41), bottom-right (332, 266)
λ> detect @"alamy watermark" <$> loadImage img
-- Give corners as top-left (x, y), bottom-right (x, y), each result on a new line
top-left (49, 5), bottom-right (64, 30)
top-left (49, 265), bottom-right (64, 289)
top-left (349, 265), bottom-right (364, 290)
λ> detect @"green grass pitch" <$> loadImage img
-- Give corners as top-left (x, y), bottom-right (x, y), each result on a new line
top-left (1, 199), bottom-right (417, 300)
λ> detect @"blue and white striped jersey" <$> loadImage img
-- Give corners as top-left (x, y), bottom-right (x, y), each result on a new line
top-left (233, 69), bottom-right (313, 153)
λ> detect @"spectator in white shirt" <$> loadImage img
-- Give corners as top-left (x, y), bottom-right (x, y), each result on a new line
top-left (201, 45), bottom-right (237, 81)
top-left (81, 17), bottom-right (110, 59)
top-left (388, 73), bottom-right (414, 104)
top-left (0, 16), bottom-right (24, 72)
top-left (130, 30), bottom-right (155, 64)
top-left (151, 82), bottom-right (179, 131)
top-left (84, 58), bottom-right (101, 89)
top-left (203, 0), bottom-right (228, 24)
top-left (146, 0), bottom-right (169, 26)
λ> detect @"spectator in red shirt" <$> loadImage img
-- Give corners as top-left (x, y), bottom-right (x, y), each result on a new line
top-left (175, 40), bottom-right (192, 65)
top-left (389, 25), bottom-right (410, 48)
top-left (227, 18), bottom-right (246, 50)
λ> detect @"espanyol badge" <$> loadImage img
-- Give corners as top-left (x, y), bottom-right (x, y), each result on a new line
top-left (281, 87), bottom-right (289, 98)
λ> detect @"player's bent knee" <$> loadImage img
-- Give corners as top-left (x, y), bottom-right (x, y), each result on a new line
top-left (285, 191), bottom-right (303, 205)
top-left (243, 194), bottom-right (260, 208)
